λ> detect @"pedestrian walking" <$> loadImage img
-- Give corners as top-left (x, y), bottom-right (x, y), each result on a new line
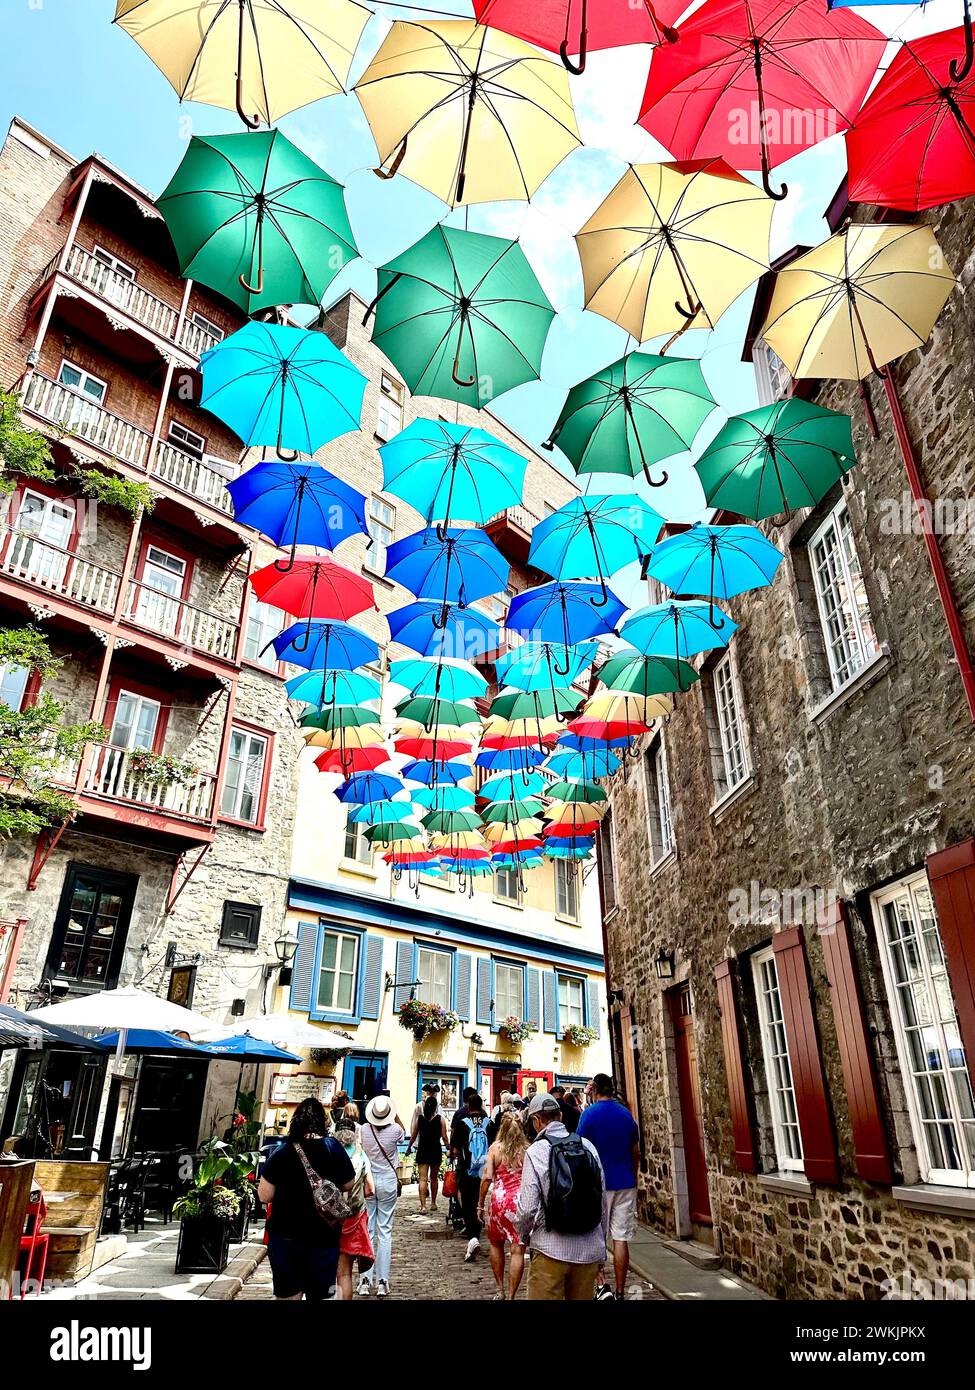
top-left (333, 1114), bottom-right (374, 1300)
top-left (449, 1091), bottom-right (492, 1263)
top-left (410, 1080), bottom-right (440, 1129)
top-left (577, 1074), bottom-right (641, 1301)
top-left (478, 1111), bottom-right (529, 1301)
top-left (257, 1098), bottom-right (355, 1301)
top-left (516, 1092), bottom-right (606, 1301)
top-left (406, 1093), bottom-right (449, 1212)
top-left (359, 1095), bottom-right (405, 1297)
top-left (560, 1089), bottom-right (581, 1133)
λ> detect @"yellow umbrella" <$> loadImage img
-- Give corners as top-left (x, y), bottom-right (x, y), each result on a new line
top-left (544, 800), bottom-right (607, 826)
top-left (302, 724), bottom-right (385, 750)
top-left (481, 818), bottom-right (542, 844)
top-left (575, 159), bottom-right (773, 344)
top-left (579, 691), bottom-right (673, 724)
top-left (429, 830), bottom-right (485, 851)
top-left (760, 223), bottom-right (956, 381)
top-left (115, 0), bottom-right (370, 128)
top-left (354, 19), bottom-right (579, 207)
top-left (482, 715), bottom-right (562, 741)
top-left (393, 720), bottom-right (478, 743)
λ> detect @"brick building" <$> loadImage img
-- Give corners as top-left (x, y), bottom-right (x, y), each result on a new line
top-left (599, 189), bottom-right (975, 1298)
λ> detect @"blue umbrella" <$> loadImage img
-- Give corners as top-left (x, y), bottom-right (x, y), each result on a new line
top-left (272, 620), bottom-right (379, 671)
top-left (348, 800), bottom-right (416, 824)
top-left (507, 583), bottom-right (625, 672)
top-left (388, 600), bottom-right (501, 660)
top-left (227, 460), bottom-right (368, 572)
top-left (284, 669), bottom-right (381, 708)
top-left (528, 496), bottom-right (663, 590)
top-left (385, 528), bottom-right (508, 625)
top-left (336, 772), bottom-right (408, 804)
top-left (206, 1034), bottom-right (302, 1063)
top-left (389, 657), bottom-right (488, 702)
top-left (557, 732), bottom-right (632, 753)
top-left (648, 524), bottom-right (783, 629)
top-left (544, 840), bottom-right (594, 858)
top-left (475, 746), bottom-right (546, 773)
top-left (200, 322), bottom-right (367, 459)
top-left (98, 1029), bottom-right (208, 1055)
top-left (480, 772), bottom-right (548, 801)
top-left (496, 641), bottom-right (598, 692)
top-left (401, 758), bottom-right (473, 786)
top-left (380, 418), bottom-right (528, 527)
top-left (544, 748), bottom-right (622, 780)
top-left (412, 784), bottom-right (476, 810)
top-left (620, 599), bottom-right (737, 669)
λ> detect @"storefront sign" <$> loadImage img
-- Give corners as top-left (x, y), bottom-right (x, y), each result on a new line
top-left (269, 1072), bottom-right (336, 1106)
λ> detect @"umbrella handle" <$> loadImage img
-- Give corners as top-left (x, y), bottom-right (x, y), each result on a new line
top-left (643, 463), bottom-right (668, 488)
top-left (675, 298), bottom-right (701, 322)
top-left (276, 446), bottom-right (300, 463)
top-left (552, 651), bottom-right (572, 678)
top-left (235, 1), bottom-right (261, 128)
top-left (588, 573), bottom-right (610, 610)
top-left (559, 37), bottom-right (587, 75)
top-left (362, 273), bottom-right (402, 326)
top-left (951, 0), bottom-right (975, 81)
top-left (451, 346), bottom-right (476, 388)
top-left (760, 165), bottom-right (788, 201)
top-left (239, 265), bottom-right (264, 295)
top-left (374, 138), bottom-right (408, 181)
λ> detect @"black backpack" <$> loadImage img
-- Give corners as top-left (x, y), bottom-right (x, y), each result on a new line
top-left (540, 1132), bottom-right (603, 1235)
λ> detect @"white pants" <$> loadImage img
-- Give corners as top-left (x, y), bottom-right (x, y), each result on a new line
top-left (365, 1174), bottom-right (398, 1284)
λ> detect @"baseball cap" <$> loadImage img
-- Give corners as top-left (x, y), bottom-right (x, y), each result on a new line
top-left (526, 1092), bottom-right (561, 1118)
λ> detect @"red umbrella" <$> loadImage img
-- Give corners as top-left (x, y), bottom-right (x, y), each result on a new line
top-left (638, 0), bottom-right (885, 199)
top-left (544, 819), bottom-right (601, 837)
top-left (473, 0), bottom-right (684, 74)
top-left (395, 737), bottom-right (474, 761)
top-left (492, 836), bottom-right (544, 854)
top-left (480, 732), bottom-right (559, 750)
top-left (567, 716), bottom-right (651, 740)
top-left (250, 558), bottom-right (376, 621)
top-left (846, 29), bottom-right (975, 212)
top-left (314, 746), bottom-right (389, 775)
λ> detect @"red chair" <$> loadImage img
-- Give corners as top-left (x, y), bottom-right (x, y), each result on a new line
top-left (18, 1190), bottom-right (48, 1298)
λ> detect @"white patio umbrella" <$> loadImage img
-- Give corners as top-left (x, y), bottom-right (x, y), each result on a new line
top-left (31, 986), bottom-right (217, 1072)
top-left (193, 1012), bottom-right (352, 1052)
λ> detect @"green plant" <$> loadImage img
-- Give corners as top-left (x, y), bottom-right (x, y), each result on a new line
top-left (498, 1015), bottom-right (532, 1044)
top-left (128, 747), bottom-right (198, 786)
top-left (563, 1023), bottom-right (598, 1048)
top-left (69, 465), bottom-right (155, 518)
top-left (397, 998), bottom-right (460, 1043)
top-left (173, 1138), bottom-right (242, 1221)
top-left (0, 390), bottom-right (55, 496)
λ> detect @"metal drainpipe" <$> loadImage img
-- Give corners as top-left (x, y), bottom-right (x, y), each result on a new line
top-left (882, 368), bottom-right (975, 724)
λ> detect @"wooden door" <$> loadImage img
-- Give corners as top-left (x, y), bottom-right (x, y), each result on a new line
top-left (669, 985), bottom-right (712, 1228)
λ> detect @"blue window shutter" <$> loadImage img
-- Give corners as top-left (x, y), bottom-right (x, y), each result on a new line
top-left (289, 922), bottom-right (318, 1013)
top-left (587, 978), bottom-right (601, 1037)
top-left (360, 934), bottom-right (384, 1020)
top-left (456, 952), bottom-right (471, 1020)
top-left (393, 940), bottom-right (414, 1011)
top-left (542, 971), bottom-right (558, 1034)
top-left (476, 958), bottom-right (492, 1025)
top-left (526, 967), bottom-right (540, 1029)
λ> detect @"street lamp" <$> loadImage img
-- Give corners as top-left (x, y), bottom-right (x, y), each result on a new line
top-left (654, 947), bottom-right (676, 981)
top-left (267, 930), bottom-right (300, 986)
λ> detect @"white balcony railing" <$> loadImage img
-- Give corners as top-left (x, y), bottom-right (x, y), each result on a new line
top-left (83, 743), bottom-right (216, 822)
top-left (153, 441), bottom-right (235, 515)
top-left (64, 245), bottom-right (181, 340)
top-left (22, 374), bottom-right (151, 470)
top-left (0, 527), bottom-right (121, 612)
top-left (488, 504), bottom-right (540, 534)
top-left (126, 581), bottom-right (238, 660)
top-left (177, 317), bottom-right (222, 358)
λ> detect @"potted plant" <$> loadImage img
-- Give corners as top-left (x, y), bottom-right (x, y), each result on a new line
top-left (173, 1138), bottom-right (241, 1274)
top-left (218, 1092), bottom-right (261, 1243)
top-left (563, 1023), bottom-right (598, 1048)
top-left (397, 999), bottom-right (460, 1042)
top-left (498, 1015), bottom-right (532, 1045)
top-left (128, 747), bottom-right (198, 786)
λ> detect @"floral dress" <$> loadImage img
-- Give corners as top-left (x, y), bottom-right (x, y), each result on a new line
top-left (485, 1151), bottom-right (524, 1246)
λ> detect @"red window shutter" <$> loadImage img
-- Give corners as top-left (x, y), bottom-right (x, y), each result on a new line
top-left (819, 901), bottom-right (893, 1184)
top-left (772, 926), bottom-right (840, 1184)
top-left (926, 839), bottom-right (975, 1070)
top-left (714, 958), bottom-right (757, 1173)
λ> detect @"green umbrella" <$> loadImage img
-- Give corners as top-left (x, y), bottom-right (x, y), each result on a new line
top-left (365, 822), bottom-right (419, 844)
top-left (157, 129), bottom-right (357, 316)
top-left (544, 350), bottom-right (716, 486)
top-left (547, 780), bottom-right (607, 804)
top-left (421, 809), bottom-right (484, 834)
top-left (300, 705), bottom-right (377, 732)
top-left (395, 696), bottom-right (482, 728)
top-left (693, 398), bottom-right (856, 521)
top-left (598, 648), bottom-right (699, 696)
top-left (366, 225), bottom-right (554, 408)
top-left (481, 798), bottom-right (544, 824)
top-left (490, 688), bottom-right (581, 722)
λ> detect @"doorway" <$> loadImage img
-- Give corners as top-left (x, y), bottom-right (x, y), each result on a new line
top-left (668, 985), bottom-right (712, 1240)
top-left (476, 1063), bottom-right (519, 1111)
top-left (45, 862), bottom-right (138, 991)
top-left (344, 1052), bottom-right (389, 1120)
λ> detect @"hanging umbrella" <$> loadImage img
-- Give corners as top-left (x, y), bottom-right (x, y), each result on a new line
top-left (491, 688), bottom-right (582, 723)
top-left (200, 323), bottom-right (366, 459)
top-left (482, 817), bottom-right (542, 842)
top-left (830, 0), bottom-right (975, 85)
top-left (114, 0), bottom-right (370, 128)
top-left (365, 821), bottom-right (422, 846)
top-left (544, 840), bottom-right (594, 859)
top-left (395, 697), bottom-right (482, 729)
top-left (557, 731), bottom-right (632, 752)
top-left (395, 734), bottom-right (476, 761)
top-left (475, 745), bottom-right (546, 773)
top-left (545, 351), bottom-right (716, 486)
top-left (496, 640), bottom-right (597, 692)
top-left (472, 0), bottom-right (682, 73)
top-left (544, 748), bottom-right (622, 780)
top-left (412, 784), bottom-right (477, 810)
top-left (481, 771), bottom-right (548, 800)
top-left (401, 757), bottom-right (473, 786)
top-left (481, 723), bottom-right (560, 750)
top-left (272, 619), bottom-right (379, 670)
top-left (301, 704), bottom-right (382, 733)
top-left (354, 20), bottom-right (579, 206)
top-left (576, 159), bottom-right (773, 343)
top-left (315, 745), bottom-right (390, 774)
top-left (252, 557), bottom-right (375, 654)
top-left (529, 495), bottom-right (663, 589)
top-left (507, 582), bottom-right (625, 670)
top-left (395, 717), bottom-right (478, 742)
top-left (759, 223), bottom-right (956, 380)
top-left (571, 689), bottom-right (672, 729)
top-left (547, 778), bottom-right (606, 804)
top-left (367, 225), bottom-right (554, 407)
top-left (638, 0), bottom-right (886, 199)
top-left (381, 419), bottom-right (527, 529)
top-left (481, 797), bottom-right (544, 823)
top-left (648, 524), bottom-right (783, 627)
top-left (157, 130), bottom-right (357, 314)
top-left (285, 669), bottom-right (381, 709)
top-left (694, 398), bottom-right (856, 520)
top-left (385, 527), bottom-right (508, 624)
top-left (620, 599), bottom-right (737, 665)
top-left (303, 722), bottom-right (385, 750)
top-left (227, 460), bottom-right (368, 571)
top-left (335, 772), bottom-right (408, 803)
top-left (389, 657), bottom-right (488, 702)
top-left (388, 600), bottom-right (502, 660)
top-left (349, 800), bottom-right (416, 824)
top-left (422, 808), bottom-right (484, 833)
top-left (598, 648), bottom-right (699, 696)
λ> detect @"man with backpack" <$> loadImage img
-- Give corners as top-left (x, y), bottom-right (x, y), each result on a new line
top-left (516, 1092), bottom-right (606, 1300)
top-left (449, 1091), bottom-right (492, 1263)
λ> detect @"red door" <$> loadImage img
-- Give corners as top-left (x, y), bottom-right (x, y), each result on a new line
top-left (669, 986), bottom-right (712, 1229)
top-left (515, 1069), bottom-right (553, 1100)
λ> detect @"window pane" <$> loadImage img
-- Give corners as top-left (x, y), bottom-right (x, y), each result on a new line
top-left (0, 664), bottom-right (28, 710)
top-left (810, 504), bottom-right (879, 690)
top-left (244, 598), bottom-right (281, 668)
top-left (753, 951), bottom-right (803, 1168)
top-left (714, 657), bottom-right (747, 789)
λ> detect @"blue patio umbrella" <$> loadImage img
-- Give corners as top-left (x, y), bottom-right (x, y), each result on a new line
top-left (284, 669), bottom-right (381, 709)
top-left (97, 1029), bottom-right (207, 1055)
top-left (401, 758), bottom-right (473, 786)
top-left (206, 1034), bottom-right (302, 1063)
top-left (272, 620), bottom-right (380, 671)
top-left (200, 322), bottom-right (367, 459)
top-left (336, 772), bottom-right (409, 804)
top-left (620, 599), bottom-right (738, 663)
top-left (385, 528), bottom-right (508, 625)
top-left (544, 748), bottom-right (622, 780)
top-left (227, 460), bottom-right (368, 572)
top-left (648, 524), bottom-right (783, 629)
top-left (507, 583), bottom-right (625, 672)
top-left (389, 657), bottom-right (488, 702)
top-left (528, 496), bottom-right (663, 591)
top-left (348, 801), bottom-right (416, 824)
top-left (480, 772), bottom-right (548, 801)
top-left (388, 601), bottom-right (501, 660)
top-left (496, 641), bottom-right (598, 692)
top-left (475, 746), bottom-right (546, 774)
top-left (380, 418), bottom-right (528, 527)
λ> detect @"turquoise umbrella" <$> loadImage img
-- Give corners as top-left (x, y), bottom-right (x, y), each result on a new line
top-left (348, 801), bottom-right (416, 824)
top-left (647, 523), bottom-right (783, 628)
top-left (285, 669), bottom-right (381, 707)
top-left (381, 418), bottom-right (528, 528)
top-left (496, 640), bottom-right (598, 692)
top-left (480, 772), bottom-right (548, 801)
top-left (620, 599), bottom-right (738, 660)
top-left (411, 785), bottom-right (477, 811)
top-left (389, 657), bottom-right (488, 702)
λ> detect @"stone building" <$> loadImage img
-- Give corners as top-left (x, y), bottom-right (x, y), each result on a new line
top-left (599, 186), bottom-right (975, 1298)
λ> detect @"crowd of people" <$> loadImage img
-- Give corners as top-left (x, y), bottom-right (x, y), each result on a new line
top-left (257, 1074), bottom-right (640, 1303)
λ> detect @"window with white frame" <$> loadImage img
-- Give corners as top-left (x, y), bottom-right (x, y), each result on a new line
top-left (494, 961), bottom-right (524, 1021)
top-left (712, 653), bottom-right (749, 793)
top-left (644, 739), bottom-right (674, 862)
top-left (92, 245), bottom-right (136, 309)
top-left (168, 420), bottom-right (206, 457)
top-left (598, 811), bottom-right (617, 914)
top-left (0, 664), bottom-right (29, 710)
top-left (191, 310), bottom-right (223, 342)
top-left (872, 874), bottom-right (975, 1187)
top-left (317, 929), bottom-right (359, 1014)
top-left (809, 500), bottom-right (880, 691)
top-left (376, 373), bottom-right (404, 441)
top-left (494, 866), bottom-right (519, 903)
top-left (753, 340), bottom-right (791, 406)
top-left (244, 597), bottom-right (282, 669)
top-left (58, 360), bottom-right (107, 405)
top-left (221, 727), bottom-right (268, 823)
top-left (752, 948), bottom-right (804, 1171)
top-left (558, 974), bottom-right (585, 1033)
top-left (417, 946), bottom-right (451, 1010)
top-left (110, 690), bottom-right (161, 751)
top-left (555, 858), bottom-right (580, 921)
top-left (342, 812), bottom-right (373, 867)
top-left (365, 495), bottom-right (395, 575)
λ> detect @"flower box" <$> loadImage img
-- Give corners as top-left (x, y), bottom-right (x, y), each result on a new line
top-left (398, 999), bottom-right (460, 1042)
top-left (498, 1016), bottom-right (532, 1044)
top-left (563, 1024), bottom-right (598, 1048)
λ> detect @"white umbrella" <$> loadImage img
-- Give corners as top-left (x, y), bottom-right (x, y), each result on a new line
top-left (30, 985), bottom-right (215, 1034)
top-left (193, 1012), bottom-right (351, 1052)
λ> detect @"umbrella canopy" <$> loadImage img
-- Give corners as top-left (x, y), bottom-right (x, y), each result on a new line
top-left (545, 351), bottom-right (716, 486)
top-left (98, 1028), bottom-right (211, 1055)
top-left (648, 524), bottom-right (783, 625)
top-left (576, 158), bottom-right (773, 341)
top-left (206, 1034), bottom-right (302, 1063)
top-left (272, 619), bottom-right (379, 670)
top-left (0, 1003), bottom-right (107, 1052)
top-left (303, 722), bottom-right (385, 750)
top-left (473, 0), bottom-right (683, 72)
top-left (227, 460), bottom-right (368, 567)
top-left (387, 600), bottom-right (502, 660)
top-left (481, 797), bottom-right (545, 823)
top-left (251, 558), bottom-right (375, 621)
top-left (480, 771), bottom-right (548, 800)
top-left (475, 745), bottom-right (546, 772)
top-left (157, 129), bottom-right (357, 314)
top-left (544, 748), bottom-right (622, 780)
top-left (315, 746), bottom-right (390, 774)
top-left (401, 757), bottom-right (473, 786)
top-left (496, 640), bottom-right (597, 692)
top-left (760, 223), bottom-right (956, 380)
top-left (412, 784), bottom-right (476, 810)
top-left (694, 398), bottom-right (856, 519)
top-left (491, 687), bottom-right (581, 722)
top-left (422, 808), bottom-right (484, 833)
top-left (598, 647), bottom-right (699, 696)
top-left (620, 598), bottom-right (737, 660)
top-left (389, 657), bottom-right (488, 701)
top-left (638, 0), bottom-right (886, 199)
top-left (380, 418), bottom-right (527, 527)
top-left (529, 495), bottom-right (663, 582)
top-left (369, 225), bottom-right (554, 408)
top-left (577, 690), bottom-right (672, 725)
top-left (200, 322), bottom-right (366, 457)
top-left (547, 778), bottom-right (606, 803)
top-left (348, 800), bottom-right (416, 825)
top-left (285, 669), bottom-right (381, 708)
top-left (336, 772), bottom-right (409, 803)
top-left (385, 527), bottom-right (508, 612)
top-left (395, 696), bottom-right (482, 729)
top-left (301, 704), bottom-right (383, 733)
top-left (831, 0), bottom-right (975, 83)
top-left (365, 821), bottom-right (421, 845)
top-left (354, 19), bottom-right (579, 206)
top-left (115, 0), bottom-right (370, 127)
top-left (31, 985), bottom-right (214, 1034)
top-left (194, 1012), bottom-right (351, 1050)
top-left (507, 581), bottom-right (625, 655)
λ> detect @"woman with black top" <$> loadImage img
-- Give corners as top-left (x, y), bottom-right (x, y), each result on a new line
top-left (258, 1097), bottom-right (355, 1301)
top-left (407, 1094), bottom-right (449, 1212)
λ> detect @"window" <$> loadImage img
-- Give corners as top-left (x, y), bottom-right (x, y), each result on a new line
top-left (809, 501), bottom-right (880, 691)
top-left (0, 664), bottom-right (29, 710)
top-left (494, 866), bottom-right (519, 903)
top-left (191, 310), bottom-right (223, 342)
top-left (872, 874), bottom-right (975, 1187)
top-left (244, 597), bottom-right (282, 670)
top-left (753, 340), bottom-right (791, 406)
top-left (168, 421), bottom-right (206, 456)
top-left (558, 974), bottom-right (585, 1033)
top-left (46, 862), bottom-right (138, 989)
top-left (555, 859), bottom-right (579, 921)
top-left (317, 930), bottom-right (359, 1013)
top-left (58, 360), bottom-right (107, 404)
top-left (752, 948), bottom-right (804, 1171)
top-left (135, 544), bottom-right (186, 636)
top-left (342, 812), bottom-right (373, 867)
top-left (645, 739), bottom-right (675, 862)
top-left (713, 653), bottom-right (749, 793)
top-left (92, 246), bottom-right (136, 309)
top-left (365, 495), bottom-right (395, 575)
top-left (598, 811), bottom-right (617, 914)
top-left (221, 727), bottom-right (268, 824)
top-left (219, 901), bottom-right (262, 950)
top-left (93, 245), bottom-right (136, 281)
top-left (494, 961), bottom-right (525, 1021)
top-left (376, 373), bottom-right (404, 441)
top-left (110, 690), bottom-right (161, 751)
top-left (417, 946), bottom-right (451, 1010)
top-left (13, 490), bottom-right (74, 586)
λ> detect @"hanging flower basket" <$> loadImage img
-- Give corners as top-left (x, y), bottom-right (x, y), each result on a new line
top-left (563, 1023), bottom-right (598, 1048)
top-left (398, 999), bottom-right (460, 1043)
top-left (499, 1016), bottom-right (532, 1044)
top-left (128, 747), bottom-right (199, 787)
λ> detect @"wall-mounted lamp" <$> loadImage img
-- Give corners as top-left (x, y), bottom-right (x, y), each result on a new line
top-left (654, 948), bottom-right (676, 981)
top-left (265, 930), bottom-right (300, 986)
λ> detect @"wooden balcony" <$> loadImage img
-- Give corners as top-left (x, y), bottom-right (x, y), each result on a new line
top-left (0, 526), bottom-right (121, 614)
top-left (124, 581), bottom-right (238, 662)
top-left (82, 743), bottom-right (216, 824)
top-left (22, 374), bottom-right (151, 470)
top-left (153, 440), bottom-right (235, 515)
top-left (485, 504), bottom-right (540, 567)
